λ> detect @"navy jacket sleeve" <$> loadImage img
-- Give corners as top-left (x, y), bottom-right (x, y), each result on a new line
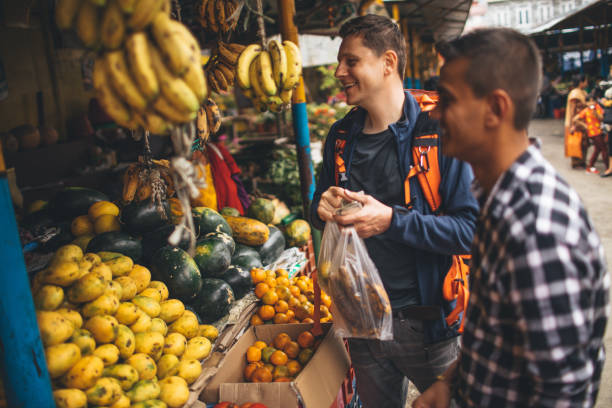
top-left (309, 122), bottom-right (339, 231)
top-left (385, 154), bottom-right (478, 255)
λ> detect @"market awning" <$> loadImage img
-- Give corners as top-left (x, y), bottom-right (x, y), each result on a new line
top-left (526, 0), bottom-right (610, 36)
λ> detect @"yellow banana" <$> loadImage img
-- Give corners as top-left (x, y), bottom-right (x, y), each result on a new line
top-left (100, 0), bottom-right (125, 50)
top-left (257, 50), bottom-right (277, 96)
top-left (196, 106), bottom-right (210, 144)
top-left (128, 0), bottom-right (163, 30)
top-left (143, 111), bottom-right (171, 134)
top-left (55, 0), bottom-right (83, 29)
top-left (151, 13), bottom-right (198, 76)
top-left (206, 0), bottom-right (217, 32)
top-left (249, 54), bottom-right (265, 99)
top-left (183, 59), bottom-right (208, 103)
top-left (236, 44), bottom-right (261, 89)
top-left (267, 96), bottom-right (284, 113)
top-left (104, 50), bottom-right (148, 111)
top-left (75, 1), bottom-right (100, 49)
top-left (161, 0), bottom-right (171, 15)
top-left (116, 0), bottom-right (137, 13)
top-left (282, 40), bottom-right (302, 90)
top-left (279, 88), bottom-right (293, 105)
top-left (268, 39), bottom-right (288, 89)
top-left (205, 98), bottom-right (221, 134)
top-left (124, 32), bottom-right (159, 100)
top-left (149, 46), bottom-right (200, 114)
top-left (153, 95), bottom-right (197, 123)
top-left (93, 57), bottom-right (132, 126)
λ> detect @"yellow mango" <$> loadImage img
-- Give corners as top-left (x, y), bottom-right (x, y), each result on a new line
top-left (105, 279), bottom-right (123, 299)
top-left (85, 377), bottom-right (122, 405)
top-left (177, 359), bottom-right (202, 384)
top-left (126, 353), bottom-right (157, 380)
top-left (45, 343), bottom-right (81, 379)
top-left (52, 244), bottom-right (84, 265)
top-left (128, 264), bottom-right (151, 292)
top-left (114, 276), bottom-right (138, 301)
top-left (37, 310), bottom-right (75, 346)
top-left (107, 394), bottom-right (130, 408)
top-left (83, 252), bottom-right (102, 265)
top-left (132, 295), bottom-right (161, 318)
top-left (159, 299), bottom-right (185, 323)
top-left (104, 255), bottom-right (133, 277)
top-left (44, 262), bottom-right (81, 287)
top-left (62, 355), bottom-right (104, 389)
top-left (114, 324), bottom-right (136, 360)
top-left (159, 376), bottom-right (189, 407)
top-left (115, 302), bottom-right (140, 325)
top-left (157, 354), bottom-right (180, 380)
top-left (93, 344), bottom-right (120, 366)
top-left (138, 287), bottom-right (162, 302)
top-left (181, 336), bottom-right (211, 361)
top-left (163, 332), bottom-right (187, 357)
top-left (148, 281), bottom-right (169, 301)
top-left (81, 293), bottom-right (120, 318)
top-left (84, 315), bottom-right (119, 344)
top-left (88, 201), bottom-right (119, 220)
top-left (67, 272), bottom-right (107, 303)
top-left (103, 363), bottom-right (139, 391)
top-left (168, 313), bottom-right (199, 339)
top-left (126, 379), bottom-right (161, 403)
top-left (53, 388), bottom-right (88, 408)
top-left (130, 399), bottom-right (167, 408)
top-left (71, 215), bottom-right (94, 237)
top-left (130, 309), bottom-right (153, 333)
top-left (90, 263), bottom-right (112, 281)
top-left (135, 331), bottom-right (165, 361)
top-left (150, 318), bottom-right (168, 336)
top-left (56, 308), bottom-right (83, 329)
top-left (69, 329), bottom-right (96, 356)
top-left (34, 284), bottom-right (64, 310)
top-left (198, 324), bottom-right (219, 341)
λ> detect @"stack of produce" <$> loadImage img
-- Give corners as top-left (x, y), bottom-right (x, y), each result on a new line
top-left (249, 268), bottom-right (332, 326)
top-left (31, 244), bottom-right (219, 408)
top-left (55, 0), bottom-right (207, 133)
top-left (243, 329), bottom-right (319, 383)
top-left (235, 40), bottom-right (303, 112)
top-left (205, 41), bottom-right (245, 94)
top-left (198, 0), bottom-right (241, 34)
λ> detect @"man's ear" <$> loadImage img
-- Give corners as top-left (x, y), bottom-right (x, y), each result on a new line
top-left (383, 50), bottom-right (398, 76)
top-left (485, 89), bottom-right (512, 128)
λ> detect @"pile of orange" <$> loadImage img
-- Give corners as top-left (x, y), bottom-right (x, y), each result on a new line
top-left (243, 330), bottom-right (319, 383)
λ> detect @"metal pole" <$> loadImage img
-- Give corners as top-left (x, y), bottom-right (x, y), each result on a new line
top-left (0, 143), bottom-right (54, 407)
top-left (278, 0), bottom-right (315, 219)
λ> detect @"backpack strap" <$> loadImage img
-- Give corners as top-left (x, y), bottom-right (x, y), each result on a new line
top-left (403, 133), bottom-right (442, 213)
top-left (333, 107), bottom-right (359, 186)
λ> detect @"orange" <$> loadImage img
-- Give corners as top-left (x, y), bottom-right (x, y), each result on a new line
top-left (253, 340), bottom-right (267, 350)
top-left (297, 294), bottom-right (308, 304)
top-left (261, 346), bottom-right (277, 363)
top-left (244, 362), bottom-right (261, 381)
top-left (273, 313), bottom-right (289, 324)
top-left (266, 269), bottom-right (276, 279)
top-left (275, 286), bottom-right (292, 302)
top-left (71, 215), bottom-right (94, 237)
top-left (263, 363), bottom-right (275, 373)
top-left (93, 214), bottom-right (120, 234)
top-left (272, 333), bottom-right (291, 350)
top-left (275, 276), bottom-right (290, 287)
top-left (275, 268), bottom-right (289, 277)
top-left (270, 350), bottom-right (288, 366)
top-left (320, 305), bottom-right (330, 317)
top-left (246, 346), bottom-right (262, 362)
top-left (251, 268), bottom-right (266, 284)
top-left (321, 292), bottom-right (332, 308)
top-left (305, 291), bottom-right (315, 303)
top-left (283, 341), bottom-right (300, 359)
top-left (274, 300), bottom-right (289, 314)
top-left (297, 331), bottom-right (315, 348)
top-left (287, 359), bottom-right (302, 376)
top-left (251, 367), bottom-right (273, 383)
top-left (289, 285), bottom-right (301, 297)
top-left (320, 315), bottom-right (333, 323)
top-left (258, 305), bottom-right (275, 321)
top-left (301, 317), bottom-right (315, 324)
top-left (298, 348), bottom-right (314, 365)
top-left (250, 314), bottom-right (264, 326)
top-left (262, 290), bottom-right (279, 305)
top-left (296, 280), bottom-right (309, 293)
top-left (273, 365), bottom-right (290, 379)
top-left (286, 309), bottom-right (295, 320)
top-left (294, 304), bottom-right (312, 321)
top-left (288, 318), bottom-right (301, 324)
top-left (288, 296), bottom-right (301, 308)
top-left (254, 282), bottom-right (270, 298)
top-left (264, 277), bottom-right (277, 288)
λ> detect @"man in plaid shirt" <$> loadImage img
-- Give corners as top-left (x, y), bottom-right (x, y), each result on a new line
top-left (414, 28), bottom-right (609, 407)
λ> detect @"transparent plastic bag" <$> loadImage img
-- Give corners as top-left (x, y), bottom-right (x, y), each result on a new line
top-left (317, 201), bottom-right (393, 340)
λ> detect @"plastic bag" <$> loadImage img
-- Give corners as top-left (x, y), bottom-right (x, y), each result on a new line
top-left (317, 202), bottom-right (393, 340)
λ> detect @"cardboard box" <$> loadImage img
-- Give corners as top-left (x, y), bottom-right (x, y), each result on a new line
top-left (200, 323), bottom-right (350, 408)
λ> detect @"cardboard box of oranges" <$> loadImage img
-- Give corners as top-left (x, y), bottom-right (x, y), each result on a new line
top-left (200, 323), bottom-right (350, 408)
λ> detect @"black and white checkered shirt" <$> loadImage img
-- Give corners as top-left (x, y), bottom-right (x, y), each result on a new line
top-left (455, 143), bottom-right (609, 407)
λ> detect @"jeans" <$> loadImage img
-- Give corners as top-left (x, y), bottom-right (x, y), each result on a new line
top-left (347, 317), bottom-right (460, 408)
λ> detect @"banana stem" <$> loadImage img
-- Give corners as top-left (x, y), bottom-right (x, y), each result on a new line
top-left (255, 0), bottom-right (266, 47)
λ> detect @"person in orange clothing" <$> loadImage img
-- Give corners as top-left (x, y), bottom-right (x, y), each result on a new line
top-left (573, 97), bottom-right (607, 174)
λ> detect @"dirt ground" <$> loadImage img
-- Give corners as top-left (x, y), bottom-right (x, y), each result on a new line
top-left (404, 118), bottom-right (612, 407)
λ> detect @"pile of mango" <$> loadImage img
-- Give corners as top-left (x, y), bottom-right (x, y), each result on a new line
top-left (32, 244), bottom-right (219, 408)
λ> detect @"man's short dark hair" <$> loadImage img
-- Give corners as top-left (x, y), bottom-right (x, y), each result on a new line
top-left (339, 15), bottom-right (406, 80)
top-left (437, 28), bottom-right (542, 130)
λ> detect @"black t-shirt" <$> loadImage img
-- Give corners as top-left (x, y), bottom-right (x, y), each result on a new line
top-left (348, 129), bottom-right (420, 308)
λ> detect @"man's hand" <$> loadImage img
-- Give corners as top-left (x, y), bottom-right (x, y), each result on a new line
top-left (317, 186), bottom-right (345, 223)
top-left (412, 380), bottom-right (452, 408)
top-left (333, 189), bottom-right (393, 239)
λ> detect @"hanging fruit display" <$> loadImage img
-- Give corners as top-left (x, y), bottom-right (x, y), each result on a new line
top-left (236, 40), bottom-right (303, 112)
top-left (55, 0), bottom-right (207, 134)
top-left (198, 0), bottom-right (241, 34)
top-left (205, 41), bottom-right (245, 94)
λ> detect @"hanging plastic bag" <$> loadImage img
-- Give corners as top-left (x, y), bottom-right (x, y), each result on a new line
top-left (317, 200), bottom-right (393, 340)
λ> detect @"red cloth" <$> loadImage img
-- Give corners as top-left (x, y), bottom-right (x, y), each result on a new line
top-left (206, 142), bottom-right (245, 215)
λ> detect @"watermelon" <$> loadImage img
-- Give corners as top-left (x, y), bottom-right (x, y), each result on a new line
top-left (193, 207), bottom-right (232, 236)
top-left (49, 187), bottom-right (109, 220)
top-left (255, 225), bottom-right (286, 265)
top-left (231, 244), bottom-right (263, 272)
top-left (86, 231), bottom-right (142, 261)
top-left (190, 278), bottom-right (235, 323)
top-left (222, 266), bottom-right (252, 299)
top-left (193, 237), bottom-right (232, 278)
top-left (150, 246), bottom-right (203, 303)
top-left (120, 198), bottom-right (170, 235)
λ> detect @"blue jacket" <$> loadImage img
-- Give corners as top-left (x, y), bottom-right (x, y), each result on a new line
top-left (310, 91), bottom-right (479, 343)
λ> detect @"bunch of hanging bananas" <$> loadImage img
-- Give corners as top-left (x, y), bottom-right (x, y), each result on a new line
top-left (122, 158), bottom-right (175, 203)
top-left (56, 0), bottom-right (208, 134)
top-left (195, 98), bottom-right (222, 147)
top-left (236, 39), bottom-right (303, 113)
top-left (205, 41), bottom-right (245, 94)
top-left (198, 0), bottom-right (241, 34)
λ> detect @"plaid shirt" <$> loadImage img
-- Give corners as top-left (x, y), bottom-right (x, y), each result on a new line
top-left (455, 143), bottom-right (609, 407)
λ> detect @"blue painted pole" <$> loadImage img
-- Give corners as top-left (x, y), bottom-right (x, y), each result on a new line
top-left (0, 145), bottom-right (54, 407)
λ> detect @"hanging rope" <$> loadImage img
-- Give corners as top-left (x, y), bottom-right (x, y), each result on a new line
top-left (256, 0), bottom-right (266, 48)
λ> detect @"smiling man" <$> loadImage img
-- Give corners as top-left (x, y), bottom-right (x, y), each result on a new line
top-left (310, 15), bottom-right (479, 407)
top-left (413, 28), bottom-right (609, 408)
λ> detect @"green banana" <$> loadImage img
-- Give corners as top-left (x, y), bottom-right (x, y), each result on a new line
top-left (55, 0), bottom-right (83, 30)
top-left (100, 0), bottom-right (125, 50)
top-left (149, 46), bottom-right (199, 114)
top-left (124, 32), bottom-right (159, 100)
top-left (104, 50), bottom-right (148, 111)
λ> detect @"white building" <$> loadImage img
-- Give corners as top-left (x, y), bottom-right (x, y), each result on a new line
top-left (464, 0), bottom-right (600, 33)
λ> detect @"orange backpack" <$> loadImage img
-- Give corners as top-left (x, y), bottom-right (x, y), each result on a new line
top-left (334, 89), bottom-right (470, 332)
